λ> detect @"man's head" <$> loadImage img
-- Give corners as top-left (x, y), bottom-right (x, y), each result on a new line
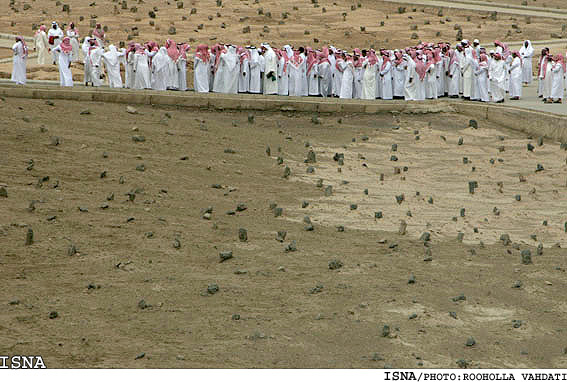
top-left (525, 41), bottom-right (529, 48)
top-left (473, 39), bottom-right (479, 47)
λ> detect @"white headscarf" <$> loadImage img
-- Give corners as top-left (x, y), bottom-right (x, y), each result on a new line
top-left (519, 40), bottom-right (534, 57)
top-left (152, 47), bottom-right (170, 72)
top-left (103, 44), bottom-right (120, 66)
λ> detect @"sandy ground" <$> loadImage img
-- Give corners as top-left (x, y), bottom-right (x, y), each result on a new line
top-left (1, 96), bottom-right (567, 368)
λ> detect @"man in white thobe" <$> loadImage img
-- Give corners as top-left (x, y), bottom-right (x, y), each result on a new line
top-left (261, 43), bottom-right (278, 95)
top-left (47, 22), bottom-right (64, 65)
top-left (11, 36), bottom-right (27, 85)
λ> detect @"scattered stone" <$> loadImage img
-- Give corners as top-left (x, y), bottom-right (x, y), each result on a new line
top-left (449, 311), bottom-right (457, 319)
top-left (310, 283), bottom-right (324, 294)
top-left (80, 109), bottom-right (91, 115)
top-left (527, 143), bottom-right (534, 152)
top-left (468, 181), bottom-right (478, 194)
top-left (536, 164), bottom-right (544, 172)
top-left (350, 204), bottom-right (358, 210)
top-left (301, 201), bottom-right (309, 208)
top-left (48, 311), bottom-right (58, 319)
top-left (451, 293), bottom-right (466, 302)
top-left (219, 251), bottom-right (233, 263)
top-left (457, 232), bottom-right (464, 243)
top-left (247, 113), bottom-right (254, 123)
top-left (0, 187), bottom-right (7, 198)
top-left (328, 260), bottom-right (343, 270)
top-left (381, 325), bottom-right (391, 337)
top-left (132, 135), bottom-right (146, 143)
top-left (538, 136), bottom-right (544, 146)
top-left (408, 274), bottom-right (416, 284)
top-left (284, 240), bottom-right (297, 252)
top-left (515, 194), bottom-right (521, 202)
top-left (136, 164), bottom-right (146, 172)
top-left (276, 231), bottom-right (287, 242)
top-left (537, 243), bottom-right (543, 256)
top-left (207, 284), bottom-right (220, 294)
top-left (305, 150), bottom-right (316, 163)
top-left (375, 211), bottom-right (383, 219)
top-left (398, 220), bottom-right (407, 235)
top-left (469, 119), bottom-right (478, 129)
top-left (465, 337), bottom-right (476, 347)
top-left (521, 249), bottom-right (532, 265)
top-left (456, 359), bottom-right (471, 368)
top-left (336, 225), bottom-right (345, 232)
top-left (395, 194), bottom-right (405, 204)
top-left (274, 207), bottom-right (283, 217)
top-left (25, 228), bottom-right (33, 245)
top-left (283, 166), bottom-right (291, 179)
top-left (238, 228), bottom-right (248, 242)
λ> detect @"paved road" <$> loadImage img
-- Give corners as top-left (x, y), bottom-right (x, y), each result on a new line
top-left (382, 0), bottom-right (567, 19)
top-left (1, 78), bottom-right (566, 116)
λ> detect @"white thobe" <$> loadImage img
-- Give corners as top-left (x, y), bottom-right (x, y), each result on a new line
top-left (425, 64), bottom-right (437, 99)
top-left (133, 52), bottom-right (151, 89)
top-left (307, 63), bottom-right (319, 96)
top-left (102, 46), bottom-right (124, 88)
top-left (380, 61), bottom-right (393, 100)
top-left (542, 63), bottom-right (553, 99)
top-left (263, 48), bottom-right (278, 95)
top-left (89, 48), bottom-right (104, 87)
top-left (551, 63), bottom-right (564, 100)
top-left (52, 46), bottom-right (73, 86)
top-left (353, 65), bottom-right (363, 99)
top-left (475, 65), bottom-right (490, 102)
top-left (249, 49), bottom-right (261, 94)
top-left (461, 48), bottom-right (473, 97)
top-left (339, 62), bottom-right (354, 99)
top-left (238, 58), bottom-right (250, 93)
top-left (448, 59), bottom-right (461, 96)
top-left (393, 62), bottom-right (406, 97)
top-left (520, 44), bottom-right (534, 84)
top-left (318, 61), bottom-right (332, 97)
top-left (509, 57), bottom-right (522, 98)
top-left (67, 30), bottom-right (81, 62)
top-left (11, 41), bottom-right (27, 85)
top-left (489, 60), bottom-right (506, 102)
top-left (167, 56), bottom-right (179, 90)
top-left (48, 28), bottom-right (64, 64)
top-left (277, 57), bottom-right (289, 96)
top-left (177, 57), bottom-right (187, 91)
top-left (34, 31), bottom-right (50, 65)
top-left (194, 56), bottom-right (210, 93)
top-left (361, 61), bottom-right (377, 100)
top-left (404, 59), bottom-right (417, 101)
top-left (125, 51), bottom-right (135, 88)
top-left (151, 48), bottom-right (169, 91)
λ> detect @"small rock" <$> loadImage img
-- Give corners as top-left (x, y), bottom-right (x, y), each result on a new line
top-left (25, 228), bottom-right (33, 245)
top-left (465, 337), bottom-right (476, 347)
top-left (207, 284), bottom-right (220, 294)
top-left (381, 325), bottom-right (391, 338)
top-left (284, 240), bottom-right (297, 252)
top-left (219, 251), bottom-right (233, 263)
top-left (238, 228), bottom-right (248, 242)
top-left (48, 311), bottom-right (58, 319)
top-left (521, 249), bottom-right (532, 265)
top-left (328, 260), bottom-right (343, 270)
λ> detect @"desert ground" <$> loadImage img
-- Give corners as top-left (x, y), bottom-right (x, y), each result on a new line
top-left (1, 95), bottom-right (567, 368)
top-left (4, 0), bottom-right (567, 82)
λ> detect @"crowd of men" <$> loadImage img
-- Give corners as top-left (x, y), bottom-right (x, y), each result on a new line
top-left (10, 22), bottom-right (566, 103)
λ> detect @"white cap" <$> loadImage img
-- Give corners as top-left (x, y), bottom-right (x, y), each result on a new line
top-left (473, 39), bottom-right (480, 44)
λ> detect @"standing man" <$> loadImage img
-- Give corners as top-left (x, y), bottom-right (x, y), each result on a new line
top-left (47, 22), bottom-right (64, 65)
top-left (34, 25), bottom-right (50, 65)
top-left (519, 40), bottom-right (534, 85)
top-left (11, 36), bottom-right (27, 85)
top-left (261, 43), bottom-right (278, 95)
